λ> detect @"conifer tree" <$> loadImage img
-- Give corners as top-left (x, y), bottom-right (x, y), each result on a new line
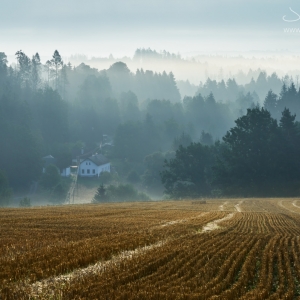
top-left (93, 184), bottom-right (108, 203)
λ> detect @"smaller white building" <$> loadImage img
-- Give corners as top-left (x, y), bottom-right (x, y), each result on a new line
top-left (61, 167), bottom-right (71, 177)
top-left (79, 154), bottom-right (110, 177)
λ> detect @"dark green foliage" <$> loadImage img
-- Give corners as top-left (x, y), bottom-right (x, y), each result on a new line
top-left (142, 152), bottom-right (172, 194)
top-left (200, 131), bottom-right (214, 146)
top-left (106, 184), bottom-right (150, 202)
top-left (162, 107), bottom-right (300, 198)
top-left (164, 118), bottom-right (180, 145)
top-left (51, 50), bottom-right (63, 90)
top-left (4, 48), bottom-right (300, 201)
top-left (15, 50), bottom-right (31, 86)
top-left (93, 184), bottom-right (108, 203)
top-left (40, 164), bottom-right (61, 189)
top-left (113, 121), bottom-right (144, 162)
top-left (31, 53), bottom-right (41, 91)
top-left (0, 92), bottom-right (42, 187)
top-left (183, 93), bottom-right (234, 139)
top-left (146, 100), bottom-right (174, 125)
top-left (277, 108), bottom-right (300, 193)
top-left (236, 92), bottom-right (255, 113)
top-left (213, 107), bottom-right (300, 196)
top-left (135, 69), bottom-right (181, 103)
top-left (213, 107), bottom-right (279, 196)
top-left (93, 183), bottom-right (151, 202)
top-left (196, 72), bottom-right (282, 103)
top-left (35, 88), bottom-right (69, 149)
top-left (263, 90), bottom-right (278, 117)
top-left (119, 91), bottom-right (140, 122)
top-left (52, 143), bottom-right (72, 170)
top-left (0, 170), bottom-right (12, 206)
top-left (77, 74), bottom-right (112, 106)
top-left (161, 143), bottom-right (214, 198)
top-left (172, 132), bottom-right (192, 150)
top-left (113, 116), bottom-right (160, 162)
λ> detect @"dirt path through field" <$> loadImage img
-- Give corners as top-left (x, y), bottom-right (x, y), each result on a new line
top-left (234, 200), bottom-right (243, 212)
top-left (293, 200), bottom-right (300, 209)
top-left (278, 200), bottom-right (287, 211)
top-left (26, 211), bottom-right (219, 297)
top-left (278, 200), bottom-right (300, 214)
top-left (160, 212), bottom-right (209, 227)
top-left (219, 201), bottom-right (228, 211)
top-left (27, 240), bottom-right (167, 298)
top-left (201, 213), bottom-right (235, 232)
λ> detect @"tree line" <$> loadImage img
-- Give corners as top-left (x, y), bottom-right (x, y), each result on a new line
top-left (1, 49), bottom-right (300, 205)
top-left (161, 107), bottom-right (300, 198)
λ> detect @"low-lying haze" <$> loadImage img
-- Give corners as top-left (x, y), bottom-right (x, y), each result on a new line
top-left (2, 0), bottom-right (300, 58)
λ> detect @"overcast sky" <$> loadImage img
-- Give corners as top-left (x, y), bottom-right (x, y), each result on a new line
top-left (1, 0), bottom-right (300, 60)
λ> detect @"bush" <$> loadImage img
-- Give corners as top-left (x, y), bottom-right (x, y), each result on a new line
top-left (93, 184), bottom-right (151, 202)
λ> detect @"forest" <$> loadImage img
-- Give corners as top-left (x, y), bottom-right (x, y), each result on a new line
top-left (0, 49), bottom-right (300, 206)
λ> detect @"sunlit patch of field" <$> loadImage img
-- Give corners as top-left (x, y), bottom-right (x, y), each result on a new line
top-left (1, 198), bottom-right (300, 299)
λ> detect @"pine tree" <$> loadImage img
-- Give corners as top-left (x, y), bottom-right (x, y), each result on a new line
top-left (93, 184), bottom-right (108, 203)
top-left (51, 50), bottom-right (63, 90)
top-left (263, 90), bottom-right (278, 117)
top-left (15, 50), bottom-right (31, 86)
top-left (31, 53), bottom-right (41, 91)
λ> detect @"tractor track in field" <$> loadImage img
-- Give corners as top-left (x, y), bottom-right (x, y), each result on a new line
top-left (25, 240), bottom-right (167, 298)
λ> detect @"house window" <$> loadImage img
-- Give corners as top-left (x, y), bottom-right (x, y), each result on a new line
top-left (86, 162), bottom-right (88, 165)
top-left (87, 169), bottom-right (90, 174)
top-left (93, 169), bottom-right (95, 174)
top-left (82, 169), bottom-right (85, 174)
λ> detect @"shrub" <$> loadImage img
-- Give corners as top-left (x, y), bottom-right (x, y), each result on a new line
top-left (93, 184), bottom-right (109, 203)
top-left (93, 183), bottom-right (151, 203)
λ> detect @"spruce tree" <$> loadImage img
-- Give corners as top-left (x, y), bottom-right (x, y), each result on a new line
top-left (93, 184), bottom-right (108, 203)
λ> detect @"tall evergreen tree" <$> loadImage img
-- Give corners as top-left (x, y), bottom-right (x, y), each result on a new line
top-left (15, 50), bottom-right (31, 86)
top-left (263, 90), bottom-right (278, 117)
top-left (93, 184), bottom-right (108, 203)
top-left (31, 53), bottom-right (41, 91)
top-left (277, 108), bottom-right (300, 192)
top-left (51, 50), bottom-right (63, 90)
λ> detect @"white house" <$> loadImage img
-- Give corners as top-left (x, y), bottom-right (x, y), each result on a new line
top-left (79, 154), bottom-right (110, 177)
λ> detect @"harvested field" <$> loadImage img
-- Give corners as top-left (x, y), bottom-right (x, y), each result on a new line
top-left (1, 198), bottom-right (300, 299)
